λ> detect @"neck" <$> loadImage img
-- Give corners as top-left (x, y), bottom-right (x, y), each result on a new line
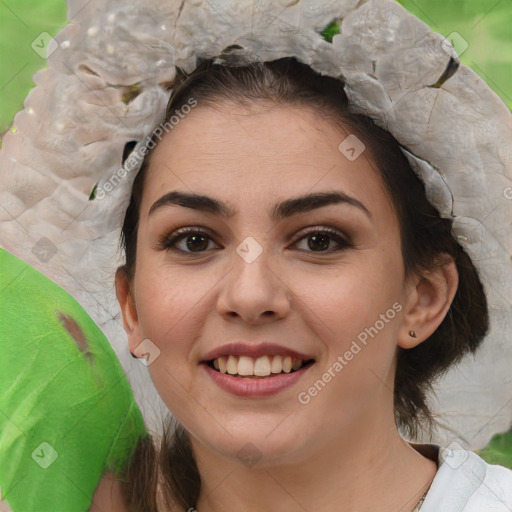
top-left (192, 409), bottom-right (437, 512)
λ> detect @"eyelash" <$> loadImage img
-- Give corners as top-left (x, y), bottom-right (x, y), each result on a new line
top-left (157, 226), bottom-right (354, 255)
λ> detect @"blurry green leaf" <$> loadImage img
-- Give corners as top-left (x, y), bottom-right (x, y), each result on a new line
top-left (321, 20), bottom-right (341, 43)
top-left (0, 0), bottom-right (67, 133)
top-left (396, 0), bottom-right (512, 111)
top-left (476, 427), bottom-right (512, 469)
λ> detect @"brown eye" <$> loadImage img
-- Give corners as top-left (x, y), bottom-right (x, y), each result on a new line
top-left (158, 228), bottom-right (219, 254)
top-left (293, 228), bottom-right (353, 253)
top-left (157, 226), bottom-right (353, 256)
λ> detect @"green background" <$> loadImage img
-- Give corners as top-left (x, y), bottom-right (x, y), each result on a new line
top-left (0, 0), bottom-right (511, 467)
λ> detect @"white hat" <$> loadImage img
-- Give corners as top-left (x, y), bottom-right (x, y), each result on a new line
top-left (1, 0), bottom-right (511, 451)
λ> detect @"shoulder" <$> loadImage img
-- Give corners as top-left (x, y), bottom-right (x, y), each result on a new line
top-left (421, 446), bottom-right (512, 511)
top-left (88, 472), bottom-right (130, 512)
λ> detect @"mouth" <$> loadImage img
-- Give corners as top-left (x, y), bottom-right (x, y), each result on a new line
top-left (205, 355), bottom-right (315, 378)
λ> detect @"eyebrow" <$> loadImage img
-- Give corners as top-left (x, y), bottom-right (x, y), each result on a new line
top-left (148, 190), bottom-right (372, 221)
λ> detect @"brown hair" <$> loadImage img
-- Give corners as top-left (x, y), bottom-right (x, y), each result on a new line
top-left (116, 54), bottom-right (489, 511)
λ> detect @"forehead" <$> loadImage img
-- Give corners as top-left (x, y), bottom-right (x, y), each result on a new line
top-left (139, 102), bottom-right (391, 219)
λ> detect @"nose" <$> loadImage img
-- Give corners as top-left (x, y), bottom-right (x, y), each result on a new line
top-left (216, 244), bottom-right (291, 325)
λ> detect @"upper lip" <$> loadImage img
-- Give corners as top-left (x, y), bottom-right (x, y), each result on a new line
top-left (201, 342), bottom-right (315, 362)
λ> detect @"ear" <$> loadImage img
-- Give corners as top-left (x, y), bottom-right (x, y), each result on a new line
top-left (115, 267), bottom-right (142, 354)
top-left (398, 255), bottom-right (459, 349)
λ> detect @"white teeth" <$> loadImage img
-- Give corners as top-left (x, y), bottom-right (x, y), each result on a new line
top-left (270, 355), bottom-right (283, 374)
top-left (226, 355), bottom-right (238, 375)
top-left (254, 356), bottom-right (271, 376)
top-left (211, 354), bottom-right (307, 376)
top-left (237, 356), bottom-right (254, 376)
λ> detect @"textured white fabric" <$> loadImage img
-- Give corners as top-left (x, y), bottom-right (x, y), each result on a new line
top-left (0, 0), bottom-right (511, 449)
top-left (421, 446), bottom-right (512, 511)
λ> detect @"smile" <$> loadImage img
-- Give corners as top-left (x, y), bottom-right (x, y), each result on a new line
top-left (200, 342), bottom-right (316, 396)
top-left (207, 355), bottom-right (314, 378)
top-left (202, 359), bottom-right (315, 398)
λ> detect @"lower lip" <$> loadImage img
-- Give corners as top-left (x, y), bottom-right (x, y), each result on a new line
top-left (202, 363), bottom-right (312, 398)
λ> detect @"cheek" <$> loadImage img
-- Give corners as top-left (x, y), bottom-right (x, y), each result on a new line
top-left (134, 274), bottom-right (207, 417)
top-left (132, 264), bottom-right (196, 372)
top-left (135, 251), bottom-right (204, 326)
top-left (133, 261), bottom-right (222, 382)
top-left (293, 256), bottom-right (404, 404)
top-left (295, 256), bottom-right (403, 339)
top-left (295, 268), bottom-right (402, 424)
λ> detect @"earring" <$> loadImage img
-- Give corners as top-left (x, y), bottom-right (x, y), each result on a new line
top-left (409, 330), bottom-right (417, 338)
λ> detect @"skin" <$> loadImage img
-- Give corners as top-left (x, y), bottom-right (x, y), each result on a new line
top-left (113, 101), bottom-right (459, 511)
top-left (88, 471), bottom-right (127, 512)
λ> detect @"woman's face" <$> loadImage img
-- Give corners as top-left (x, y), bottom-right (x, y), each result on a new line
top-left (117, 101), bottom-right (420, 466)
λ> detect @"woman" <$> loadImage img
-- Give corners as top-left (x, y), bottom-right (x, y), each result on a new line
top-left (112, 56), bottom-right (512, 511)
top-left (0, 1), bottom-right (511, 511)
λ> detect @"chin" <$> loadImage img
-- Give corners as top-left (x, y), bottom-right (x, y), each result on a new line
top-left (189, 419), bottom-right (314, 468)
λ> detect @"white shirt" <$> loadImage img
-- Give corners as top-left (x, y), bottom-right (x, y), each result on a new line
top-left (419, 444), bottom-right (512, 511)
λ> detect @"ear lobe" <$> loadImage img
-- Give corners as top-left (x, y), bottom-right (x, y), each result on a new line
top-left (115, 268), bottom-right (141, 351)
top-left (398, 256), bottom-right (459, 349)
